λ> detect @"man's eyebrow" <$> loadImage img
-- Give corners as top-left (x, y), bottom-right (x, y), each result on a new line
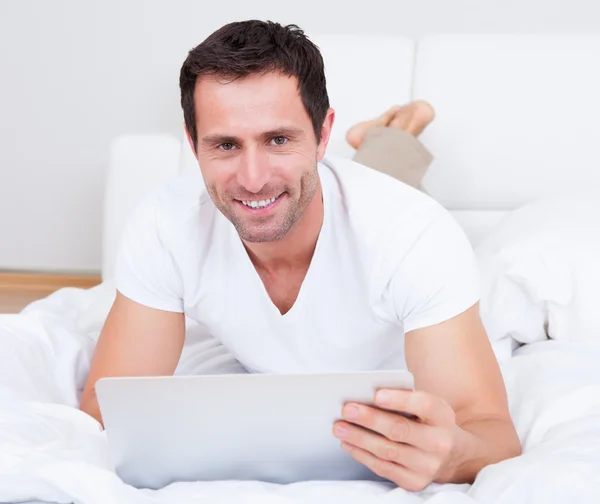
top-left (201, 134), bottom-right (240, 145)
top-left (261, 127), bottom-right (305, 139)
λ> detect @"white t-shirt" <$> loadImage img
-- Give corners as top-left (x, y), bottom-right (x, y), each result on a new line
top-left (115, 155), bottom-right (480, 373)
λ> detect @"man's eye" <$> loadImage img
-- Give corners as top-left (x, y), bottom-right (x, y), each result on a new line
top-left (272, 136), bottom-right (287, 146)
top-left (218, 143), bottom-right (235, 151)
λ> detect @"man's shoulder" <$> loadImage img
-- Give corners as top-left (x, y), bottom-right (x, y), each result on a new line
top-left (320, 156), bottom-right (478, 325)
top-left (322, 155), bottom-right (447, 244)
top-left (132, 169), bottom-right (211, 223)
top-left (123, 168), bottom-right (216, 253)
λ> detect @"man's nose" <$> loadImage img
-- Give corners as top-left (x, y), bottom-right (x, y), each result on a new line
top-left (236, 147), bottom-right (271, 194)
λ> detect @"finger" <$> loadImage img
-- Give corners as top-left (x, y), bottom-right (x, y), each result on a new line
top-left (374, 389), bottom-right (455, 426)
top-left (340, 403), bottom-right (446, 453)
top-left (333, 421), bottom-right (442, 477)
top-left (340, 441), bottom-right (431, 492)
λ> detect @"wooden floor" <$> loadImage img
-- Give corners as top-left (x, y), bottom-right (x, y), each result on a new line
top-left (0, 272), bottom-right (101, 314)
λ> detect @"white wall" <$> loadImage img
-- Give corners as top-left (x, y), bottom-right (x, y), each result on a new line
top-left (1, 0), bottom-right (599, 273)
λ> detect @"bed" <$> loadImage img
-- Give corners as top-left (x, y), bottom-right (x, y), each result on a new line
top-left (2, 33), bottom-right (600, 503)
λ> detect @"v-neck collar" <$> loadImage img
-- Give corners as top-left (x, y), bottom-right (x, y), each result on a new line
top-left (231, 166), bottom-right (330, 321)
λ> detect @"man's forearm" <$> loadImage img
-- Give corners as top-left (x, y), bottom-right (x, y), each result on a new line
top-left (439, 417), bottom-right (522, 484)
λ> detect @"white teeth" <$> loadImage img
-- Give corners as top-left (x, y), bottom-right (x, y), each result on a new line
top-left (241, 195), bottom-right (279, 208)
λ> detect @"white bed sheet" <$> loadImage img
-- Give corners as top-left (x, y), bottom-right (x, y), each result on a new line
top-left (2, 283), bottom-right (600, 503)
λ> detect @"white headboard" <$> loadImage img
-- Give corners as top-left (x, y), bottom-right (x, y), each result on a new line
top-left (102, 34), bottom-right (600, 279)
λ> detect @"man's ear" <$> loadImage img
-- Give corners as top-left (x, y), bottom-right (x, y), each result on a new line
top-left (316, 108), bottom-right (335, 162)
top-left (184, 125), bottom-right (199, 160)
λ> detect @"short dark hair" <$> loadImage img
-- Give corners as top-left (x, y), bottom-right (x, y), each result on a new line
top-left (179, 20), bottom-right (330, 151)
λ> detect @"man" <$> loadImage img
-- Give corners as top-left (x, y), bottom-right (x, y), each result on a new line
top-left (80, 20), bottom-right (521, 491)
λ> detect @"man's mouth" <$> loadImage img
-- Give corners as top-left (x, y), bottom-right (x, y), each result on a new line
top-left (238, 194), bottom-right (282, 209)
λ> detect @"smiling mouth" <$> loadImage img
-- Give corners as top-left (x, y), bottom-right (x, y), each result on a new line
top-left (237, 194), bottom-right (283, 209)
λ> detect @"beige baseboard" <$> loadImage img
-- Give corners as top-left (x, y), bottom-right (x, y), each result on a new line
top-left (0, 272), bottom-right (101, 290)
top-left (0, 272), bottom-right (102, 313)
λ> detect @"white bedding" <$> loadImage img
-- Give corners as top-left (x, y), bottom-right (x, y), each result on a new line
top-left (2, 283), bottom-right (600, 503)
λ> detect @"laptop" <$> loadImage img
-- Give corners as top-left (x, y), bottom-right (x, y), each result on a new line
top-left (95, 369), bottom-right (414, 489)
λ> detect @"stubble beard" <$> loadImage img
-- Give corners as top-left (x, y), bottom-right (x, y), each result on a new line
top-left (208, 165), bottom-right (319, 243)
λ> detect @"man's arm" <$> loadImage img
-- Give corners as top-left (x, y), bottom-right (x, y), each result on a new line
top-left (79, 291), bottom-right (185, 427)
top-left (404, 302), bottom-right (521, 483)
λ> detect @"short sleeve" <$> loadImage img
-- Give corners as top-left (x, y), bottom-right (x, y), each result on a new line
top-left (391, 209), bottom-right (481, 333)
top-left (115, 196), bottom-right (184, 313)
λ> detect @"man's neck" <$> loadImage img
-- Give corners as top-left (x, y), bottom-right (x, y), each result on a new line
top-left (243, 185), bottom-right (324, 272)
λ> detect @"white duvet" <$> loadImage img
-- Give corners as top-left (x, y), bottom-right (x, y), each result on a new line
top-left (2, 282), bottom-right (600, 504)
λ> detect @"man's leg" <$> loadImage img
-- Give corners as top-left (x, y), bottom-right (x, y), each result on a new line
top-left (346, 100), bottom-right (435, 191)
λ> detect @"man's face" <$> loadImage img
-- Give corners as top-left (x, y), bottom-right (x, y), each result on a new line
top-left (190, 72), bottom-right (333, 243)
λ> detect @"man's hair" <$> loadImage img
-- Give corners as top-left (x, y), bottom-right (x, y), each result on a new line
top-left (179, 20), bottom-right (330, 151)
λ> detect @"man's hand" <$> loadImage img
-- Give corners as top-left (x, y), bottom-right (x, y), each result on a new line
top-left (332, 304), bottom-right (522, 491)
top-left (333, 389), bottom-right (461, 492)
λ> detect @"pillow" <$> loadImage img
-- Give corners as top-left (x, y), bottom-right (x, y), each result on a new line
top-left (475, 194), bottom-right (600, 347)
